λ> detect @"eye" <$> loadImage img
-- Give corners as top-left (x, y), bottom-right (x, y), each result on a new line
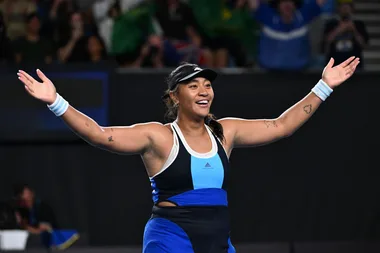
top-left (189, 84), bottom-right (197, 89)
top-left (205, 83), bottom-right (212, 88)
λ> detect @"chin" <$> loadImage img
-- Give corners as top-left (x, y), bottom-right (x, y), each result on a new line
top-left (194, 108), bottom-right (210, 119)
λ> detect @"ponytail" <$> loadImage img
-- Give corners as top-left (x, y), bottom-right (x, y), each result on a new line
top-left (204, 114), bottom-right (225, 143)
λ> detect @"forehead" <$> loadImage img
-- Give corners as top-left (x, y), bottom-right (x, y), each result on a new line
top-left (188, 77), bottom-right (211, 83)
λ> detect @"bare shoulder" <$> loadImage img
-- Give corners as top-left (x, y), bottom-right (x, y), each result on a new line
top-left (143, 122), bottom-right (174, 159)
top-left (217, 118), bottom-right (242, 152)
top-left (218, 117), bottom-right (242, 132)
top-left (218, 117), bottom-right (254, 143)
top-left (132, 121), bottom-right (171, 136)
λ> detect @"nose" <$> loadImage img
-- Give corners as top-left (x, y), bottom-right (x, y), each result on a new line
top-left (198, 86), bottom-right (208, 97)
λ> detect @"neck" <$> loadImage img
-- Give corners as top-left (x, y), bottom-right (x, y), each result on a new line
top-left (90, 53), bottom-right (102, 62)
top-left (176, 113), bottom-right (206, 137)
top-left (26, 33), bottom-right (39, 42)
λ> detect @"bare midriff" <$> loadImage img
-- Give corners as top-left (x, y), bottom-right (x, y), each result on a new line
top-left (157, 201), bottom-right (177, 207)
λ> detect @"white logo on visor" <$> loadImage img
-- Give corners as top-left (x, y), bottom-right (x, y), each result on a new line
top-left (194, 67), bottom-right (202, 71)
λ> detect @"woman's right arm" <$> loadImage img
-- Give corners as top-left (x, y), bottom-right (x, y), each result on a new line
top-left (17, 69), bottom-right (157, 155)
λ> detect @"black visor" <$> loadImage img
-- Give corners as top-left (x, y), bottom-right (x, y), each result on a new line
top-left (167, 64), bottom-right (218, 91)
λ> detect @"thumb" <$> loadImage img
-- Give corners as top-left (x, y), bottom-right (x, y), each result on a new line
top-left (326, 58), bottom-right (335, 69)
top-left (36, 69), bottom-right (50, 82)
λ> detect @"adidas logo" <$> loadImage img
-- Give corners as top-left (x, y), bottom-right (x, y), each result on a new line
top-left (203, 163), bottom-right (212, 169)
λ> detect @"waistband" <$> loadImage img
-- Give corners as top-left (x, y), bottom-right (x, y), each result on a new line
top-left (152, 205), bottom-right (229, 221)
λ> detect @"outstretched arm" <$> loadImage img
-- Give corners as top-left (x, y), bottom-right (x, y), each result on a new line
top-left (17, 69), bottom-right (158, 155)
top-left (59, 106), bottom-right (158, 154)
top-left (221, 57), bottom-right (360, 149)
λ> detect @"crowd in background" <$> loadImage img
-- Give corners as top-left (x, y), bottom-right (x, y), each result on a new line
top-left (0, 0), bottom-right (369, 71)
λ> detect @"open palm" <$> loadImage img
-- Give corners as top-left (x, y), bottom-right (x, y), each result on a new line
top-left (17, 69), bottom-right (57, 104)
top-left (322, 56), bottom-right (360, 89)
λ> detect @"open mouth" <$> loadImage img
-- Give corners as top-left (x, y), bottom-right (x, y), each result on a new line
top-left (195, 100), bottom-right (209, 107)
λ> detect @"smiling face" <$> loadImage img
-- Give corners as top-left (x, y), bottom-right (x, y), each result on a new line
top-left (171, 77), bottom-right (214, 121)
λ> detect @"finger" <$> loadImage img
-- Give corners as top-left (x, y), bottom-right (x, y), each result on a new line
top-left (340, 56), bottom-right (356, 68)
top-left (345, 61), bottom-right (359, 77)
top-left (326, 57), bottom-right (335, 68)
top-left (18, 70), bottom-right (37, 84)
top-left (24, 84), bottom-right (35, 95)
top-left (345, 58), bottom-right (360, 74)
top-left (17, 74), bottom-right (34, 88)
top-left (36, 69), bottom-right (50, 82)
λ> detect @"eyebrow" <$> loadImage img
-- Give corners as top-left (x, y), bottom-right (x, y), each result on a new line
top-left (188, 79), bottom-right (211, 85)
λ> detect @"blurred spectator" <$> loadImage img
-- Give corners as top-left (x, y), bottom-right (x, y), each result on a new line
top-left (321, 0), bottom-right (368, 69)
top-left (87, 34), bottom-right (107, 64)
top-left (57, 11), bottom-right (90, 63)
top-left (189, 0), bottom-right (250, 67)
top-left (249, 0), bottom-right (325, 71)
top-left (110, 1), bottom-right (163, 68)
top-left (222, 0), bottom-right (260, 65)
top-left (13, 183), bottom-right (79, 250)
top-left (13, 184), bottom-right (57, 234)
top-left (0, 0), bottom-right (37, 41)
top-left (92, 0), bottom-right (148, 53)
top-left (49, 0), bottom-right (77, 26)
top-left (33, 0), bottom-right (56, 39)
top-left (154, 0), bottom-right (213, 67)
top-left (92, 0), bottom-right (113, 52)
top-left (50, 0), bottom-right (81, 41)
top-left (12, 13), bottom-right (54, 65)
top-left (319, 0), bottom-right (335, 15)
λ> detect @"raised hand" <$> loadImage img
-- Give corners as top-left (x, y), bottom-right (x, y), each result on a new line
top-left (322, 56), bottom-right (360, 89)
top-left (17, 69), bottom-right (57, 105)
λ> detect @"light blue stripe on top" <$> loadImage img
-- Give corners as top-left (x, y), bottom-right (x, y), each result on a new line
top-left (191, 154), bottom-right (224, 189)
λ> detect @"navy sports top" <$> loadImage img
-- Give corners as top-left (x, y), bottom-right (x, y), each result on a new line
top-left (149, 122), bottom-right (230, 206)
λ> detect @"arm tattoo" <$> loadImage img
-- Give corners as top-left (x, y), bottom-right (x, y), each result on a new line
top-left (108, 136), bottom-right (114, 142)
top-left (264, 120), bottom-right (278, 128)
top-left (303, 104), bottom-right (312, 114)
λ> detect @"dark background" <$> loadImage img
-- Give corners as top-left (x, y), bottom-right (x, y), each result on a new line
top-left (0, 67), bottom-right (379, 246)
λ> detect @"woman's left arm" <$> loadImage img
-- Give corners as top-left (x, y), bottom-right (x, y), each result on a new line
top-left (220, 57), bottom-right (360, 149)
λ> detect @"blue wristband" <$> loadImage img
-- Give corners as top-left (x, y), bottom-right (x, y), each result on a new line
top-left (311, 79), bottom-right (333, 101)
top-left (47, 93), bottom-right (69, 117)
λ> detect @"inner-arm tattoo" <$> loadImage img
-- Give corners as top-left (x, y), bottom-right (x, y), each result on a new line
top-left (264, 120), bottom-right (278, 128)
top-left (108, 136), bottom-right (114, 142)
top-left (303, 104), bottom-right (312, 114)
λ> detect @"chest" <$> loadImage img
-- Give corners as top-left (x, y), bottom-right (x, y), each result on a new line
top-left (183, 134), bottom-right (213, 154)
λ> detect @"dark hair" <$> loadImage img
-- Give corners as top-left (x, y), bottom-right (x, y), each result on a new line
top-left (13, 183), bottom-right (32, 198)
top-left (162, 65), bottom-right (225, 143)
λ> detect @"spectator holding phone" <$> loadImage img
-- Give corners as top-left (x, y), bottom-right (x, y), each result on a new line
top-left (321, 0), bottom-right (369, 69)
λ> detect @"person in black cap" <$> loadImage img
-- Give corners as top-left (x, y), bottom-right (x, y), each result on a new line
top-left (17, 57), bottom-right (359, 252)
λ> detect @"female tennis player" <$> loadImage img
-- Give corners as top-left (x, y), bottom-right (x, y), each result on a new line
top-left (17, 56), bottom-right (359, 253)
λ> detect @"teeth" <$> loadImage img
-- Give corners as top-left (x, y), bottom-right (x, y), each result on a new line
top-left (197, 100), bottom-right (208, 104)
